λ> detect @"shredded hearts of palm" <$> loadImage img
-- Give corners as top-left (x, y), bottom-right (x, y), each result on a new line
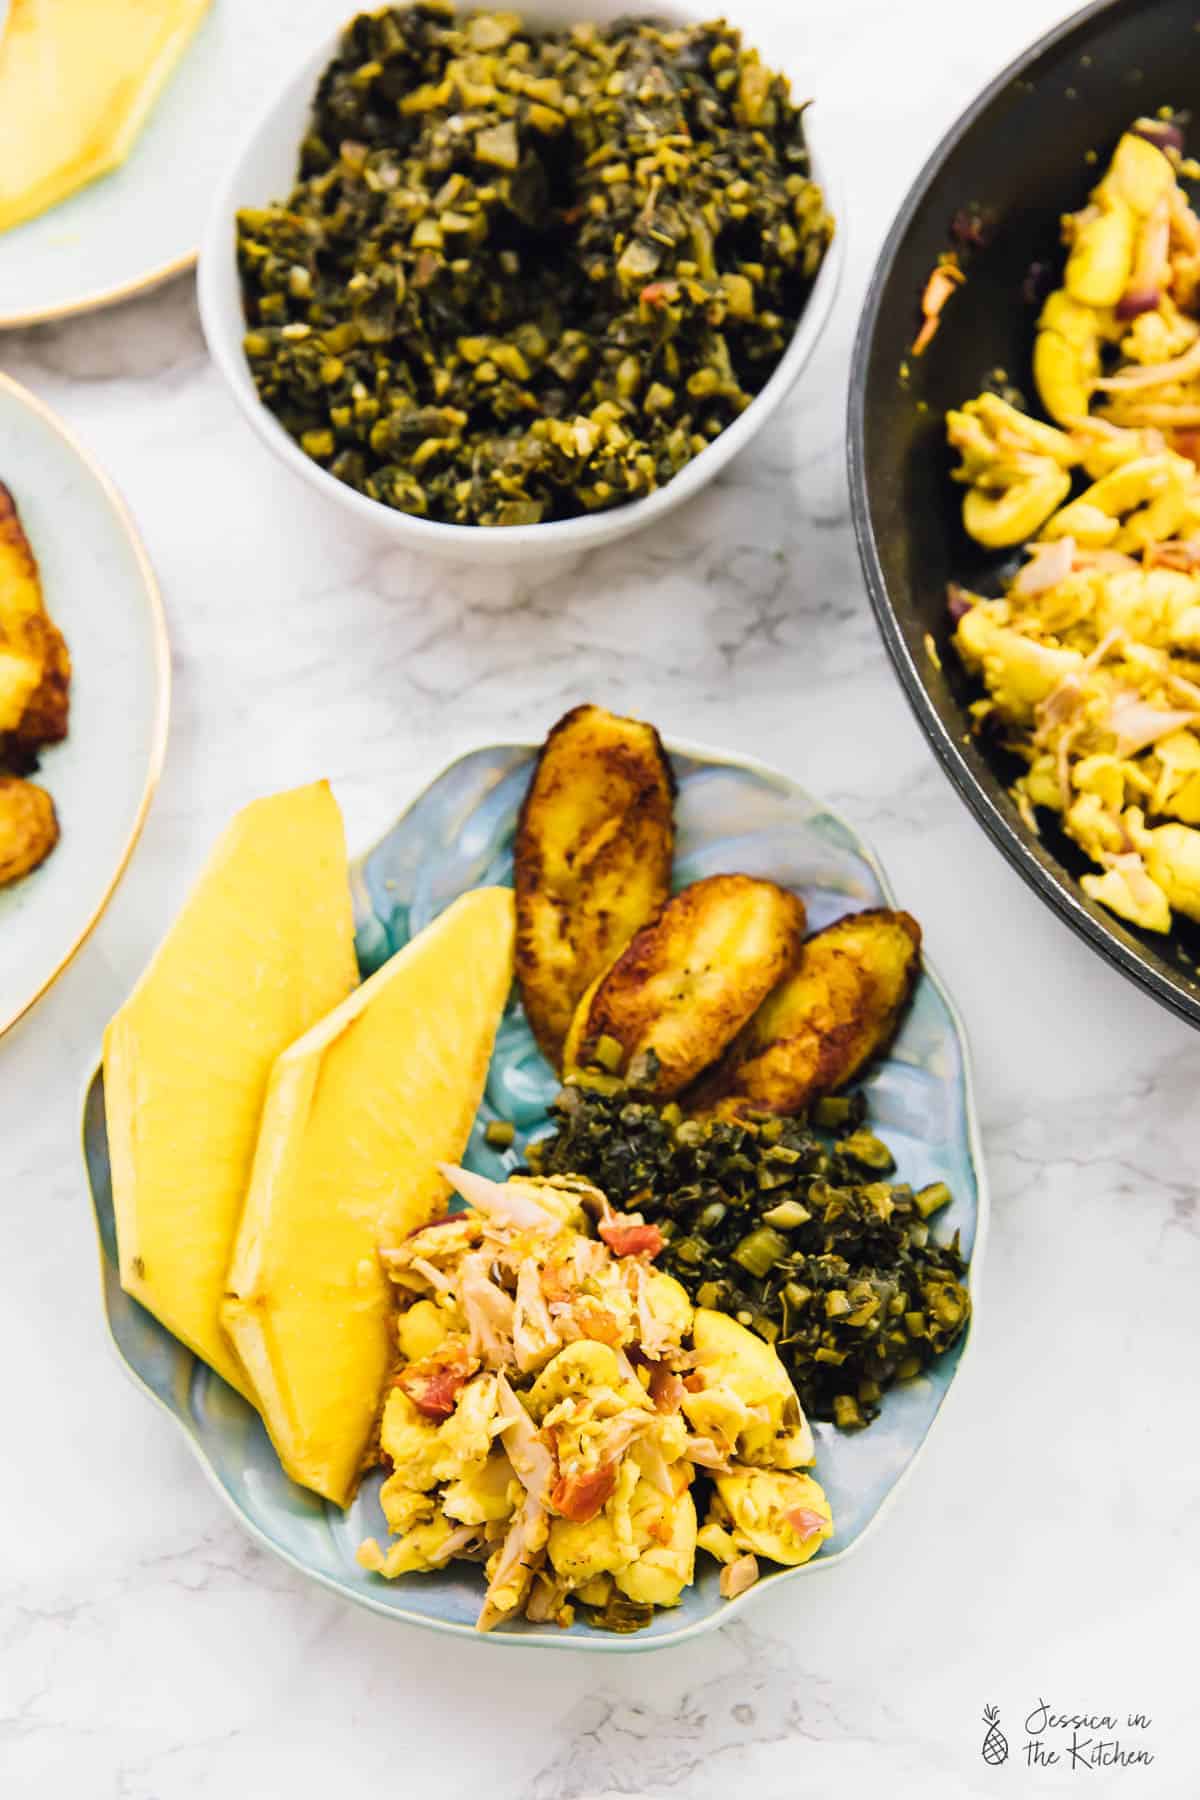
top-left (357, 1166), bottom-right (832, 1632)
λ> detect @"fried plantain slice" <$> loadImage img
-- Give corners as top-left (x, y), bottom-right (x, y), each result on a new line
top-left (2, 618), bottom-right (71, 766)
top-left (564, 873), bottom-right (806, 1098)
top-left (0, 482), bottom-right (71, 750)
top-left (0, 776), bottom-right (59, 886)
top-left (690, 908), bottom-right (921, 1118)
top-left (515, 703), bottom-right (675, 1067)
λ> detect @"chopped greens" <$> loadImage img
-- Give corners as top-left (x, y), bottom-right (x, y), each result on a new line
top-left (527, 1085), bottom-right (970, 1427)
top-left (236, 4), bottom-right (832, 526)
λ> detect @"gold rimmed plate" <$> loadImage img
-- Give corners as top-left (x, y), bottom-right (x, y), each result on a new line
top-left (0, 0), bottom-right (354, 330)
top-left (0, 375), bottom-right (168, 1038)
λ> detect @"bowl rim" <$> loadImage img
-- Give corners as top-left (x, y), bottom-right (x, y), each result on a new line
top-left (80, 731), bottom-right (989, 1652)
top-left (0, 371), bottom-right (171, 1040)
top-left (0, 252), bottom-right (196, 335)
top-left (196, 9), bottom-right (844, 556)
top-left (846, 0), bottom-right (1200, 1031)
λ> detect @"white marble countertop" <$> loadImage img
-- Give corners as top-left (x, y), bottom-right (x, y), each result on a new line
top-left (4, 1), bottom-right (1198, 1794)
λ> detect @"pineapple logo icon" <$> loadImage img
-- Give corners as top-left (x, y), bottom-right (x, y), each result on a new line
top-left (981, 1705), bottom-right (1009, 1766)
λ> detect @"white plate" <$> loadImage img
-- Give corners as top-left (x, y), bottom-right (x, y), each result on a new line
top-left (0, 0), bottom-right (356, 329)
top-left (0, 376), bottom-right (168, 1036)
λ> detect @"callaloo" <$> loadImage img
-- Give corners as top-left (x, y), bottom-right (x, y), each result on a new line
top-left (528, 1085), bottom-right (970, 1428)
top-left (235, 4), bottom-right (832, 526)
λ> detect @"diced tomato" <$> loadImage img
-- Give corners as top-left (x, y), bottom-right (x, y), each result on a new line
top-left (395, 1343), bottom-right (474, 1420)
top-left (639, 280), bottom-right (678, 306)
top-left (648, 1363), bottom-right (687, 1413)
top-left (540, 1260), bottom-right (573, 1305)
top-left (598, 1217), bottom-right (664, 1259)
top-left (571, 1299), bottom-right (622, 1345)
top-left (787, 1506), bottom-right (827, 1541)
top-left (550, 1462), bottom-right (617, 1523)
top-left (396, 1365), bottom-right (465, 1420)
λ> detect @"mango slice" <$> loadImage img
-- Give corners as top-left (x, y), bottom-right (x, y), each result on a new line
top-left (104, 783), bottom-right (358, 1399)
top-left (0, 0), bottom-right (211, 235)
top-left (223, 887), bottom-right (516, 1507)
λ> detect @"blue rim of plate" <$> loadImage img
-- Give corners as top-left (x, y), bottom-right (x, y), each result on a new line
top-left (80, 736), bottom-right (989, 1652)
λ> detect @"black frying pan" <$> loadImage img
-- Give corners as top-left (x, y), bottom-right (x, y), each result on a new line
top-left (848, 0), bottom-right (1200, 1027)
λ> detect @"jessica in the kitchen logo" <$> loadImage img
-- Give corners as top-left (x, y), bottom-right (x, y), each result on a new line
top-left (980, 1707), bottom-right (1008, 1766)
top-left (980, 1699), bottom-right (1156, 1771)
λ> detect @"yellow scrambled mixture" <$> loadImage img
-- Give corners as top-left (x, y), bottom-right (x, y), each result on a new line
top-left (947, 120), bottom-right (1200, 933)
top-left (357, 1166), bottom-right (833, 1632)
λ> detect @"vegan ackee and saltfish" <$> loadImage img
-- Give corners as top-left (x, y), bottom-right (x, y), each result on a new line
top-left (236, 4), bottom-right (832, 525)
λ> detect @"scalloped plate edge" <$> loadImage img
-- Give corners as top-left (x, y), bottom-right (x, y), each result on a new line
top-left (79, 734), bottom-right (989, 1651)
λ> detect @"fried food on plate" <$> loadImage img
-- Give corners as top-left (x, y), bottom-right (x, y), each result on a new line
top-left (564, 873), bottom-right (805, 1098)
top-left (0, 481), bottom-right (70, 744)
top-left (0, 776), bottom-right (58, 885)
top-left (692, 908), bottom-right (921, 1118)
top-left (4, 615), bottom-right (69, 760)
top-left (0, 484), bottom-right (71, 887)
top-left (515, 704), bottom-right (675, 1069)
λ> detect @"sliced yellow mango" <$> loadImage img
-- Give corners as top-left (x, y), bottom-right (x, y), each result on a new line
top-left (104, 783), bottom-right (358, 1399)
top-left (0, 0), bottom-right (211, 235)
top-left (223, 887), bottom-right (516, 1507)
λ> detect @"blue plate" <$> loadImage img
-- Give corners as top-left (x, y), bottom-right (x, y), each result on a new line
top-left (81, 740), bottom-right (988, 1651)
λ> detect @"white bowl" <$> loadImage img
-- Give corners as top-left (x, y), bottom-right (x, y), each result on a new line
top-left (197, 2), bottom-right (842, 564)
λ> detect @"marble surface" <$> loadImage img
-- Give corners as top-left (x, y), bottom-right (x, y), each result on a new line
top-left (3, 1), bottom-right (1198, 1794)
